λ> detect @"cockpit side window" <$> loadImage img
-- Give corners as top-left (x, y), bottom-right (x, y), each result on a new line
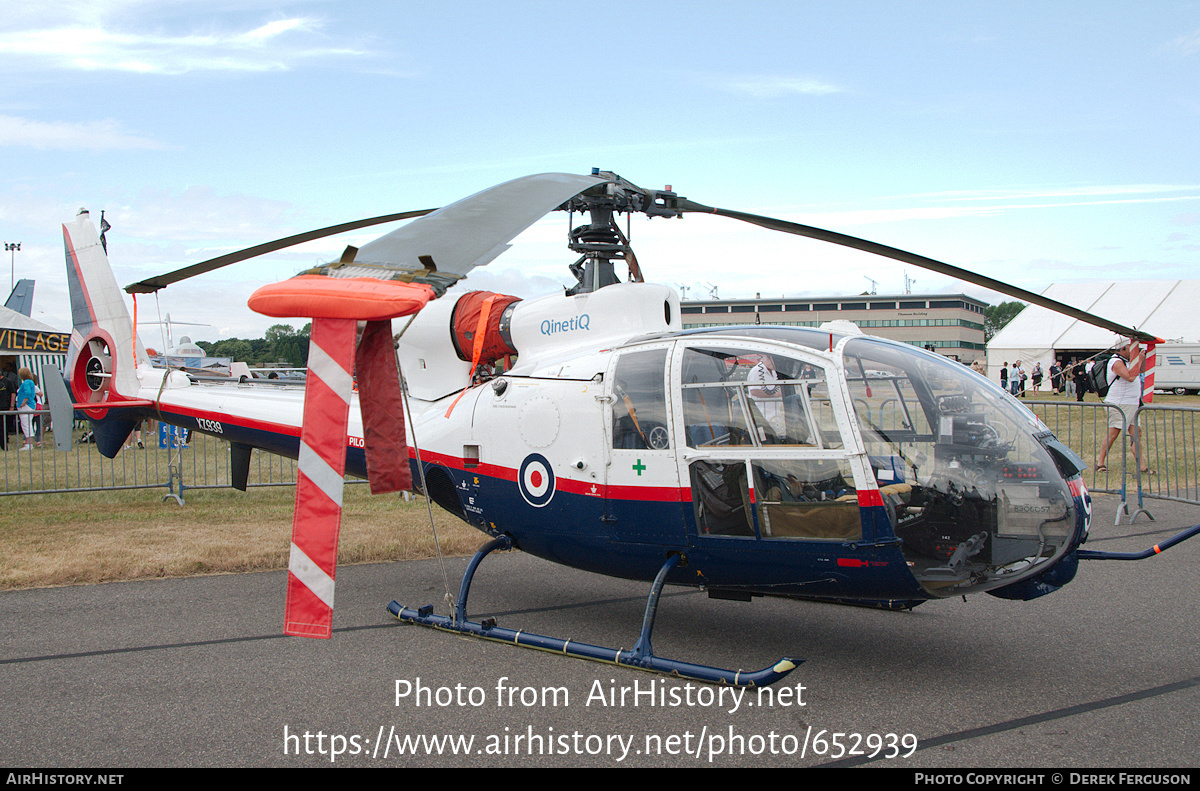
top-left (681, 347), bottom-right (842, 449)
top-left (612, 348), bottom-right (670, 450)
top-left (690, 460), bottom-right (755, 537)
top-left (688, 457), bottom-right (861, 541)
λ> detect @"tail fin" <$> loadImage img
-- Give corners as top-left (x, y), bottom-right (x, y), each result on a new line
top-left (4, 279), bottom-right (35, 317)
top-left (63, 210), bottom-right (146, 401)
top-left (63, 210), bottom-right (147, 456)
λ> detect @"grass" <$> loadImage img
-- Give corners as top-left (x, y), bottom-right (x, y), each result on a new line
top-left (1022, 390), bottom-right (1200, 496)
top-left (0, 425), bottom-right (482, 590)
top-left (0, 477), bottom-right (483, 590)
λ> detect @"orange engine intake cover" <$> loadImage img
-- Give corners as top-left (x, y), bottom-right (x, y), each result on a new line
top-left (450, 291), bottom-right (522, 365)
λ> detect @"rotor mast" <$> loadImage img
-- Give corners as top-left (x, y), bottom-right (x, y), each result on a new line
top-left (560, 169), bottom-right (681, 295)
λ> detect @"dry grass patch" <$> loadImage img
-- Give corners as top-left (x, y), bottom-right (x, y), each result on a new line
top-left (0, 485), bottom-right (483, 589)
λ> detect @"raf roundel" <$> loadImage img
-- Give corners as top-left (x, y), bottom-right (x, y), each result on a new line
top-left (518, 454), bottom-right (555, 508)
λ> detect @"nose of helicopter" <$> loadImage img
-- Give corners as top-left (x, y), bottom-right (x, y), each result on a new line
top-left (842, 337), bottom-right (1089, 601)
top-left (914, 434), bottom-right (1091, 600)
top-left (887, 435), bottom-right (1089, 601)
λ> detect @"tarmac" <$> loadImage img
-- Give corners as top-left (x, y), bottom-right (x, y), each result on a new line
top-left (2, 491), bottom-right (1198, 768)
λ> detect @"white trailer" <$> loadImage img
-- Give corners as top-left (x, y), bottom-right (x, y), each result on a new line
top-left (1156, 343), bottom-right (1200, 395)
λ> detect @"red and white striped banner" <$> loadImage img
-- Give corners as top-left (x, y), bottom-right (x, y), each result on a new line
top-left (1143, 342), bottom-right (1156, 404)
top-left (284, 317), bottom-right (357, 639)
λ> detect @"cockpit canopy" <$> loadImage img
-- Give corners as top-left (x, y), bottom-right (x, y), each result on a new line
top-left (611, 327), bottom-right (1085, 599)
top-left (841, 336), bottom-right (1082, 597)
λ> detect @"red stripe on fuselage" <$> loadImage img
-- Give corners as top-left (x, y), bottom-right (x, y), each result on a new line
top-left (857, 489), bottom-right (884, 508)
top-left (603, 484), bottom-right (686, 502)
top-left (409, 447), bottom-right (686, 502)
top-left (156, 402), bottom-right (302, 440)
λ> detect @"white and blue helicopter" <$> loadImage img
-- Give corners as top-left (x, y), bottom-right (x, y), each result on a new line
top-left (58, 171), bottom-right (1200, 687)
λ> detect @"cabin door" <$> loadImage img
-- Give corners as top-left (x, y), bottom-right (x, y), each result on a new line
top-left (604, 344), bottom-right (685, 546)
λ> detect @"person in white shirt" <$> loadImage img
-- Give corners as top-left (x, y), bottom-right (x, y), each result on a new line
top-left (746, 354), bottom-right (783, 436)
top-left (1095, 337), bottom-right (1148, 473)
top-left (1011, 361), bottom-right (1026, 397)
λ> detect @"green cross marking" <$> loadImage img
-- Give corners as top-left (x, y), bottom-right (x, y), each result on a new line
top-left (632, 459), bottom-right (646, 476)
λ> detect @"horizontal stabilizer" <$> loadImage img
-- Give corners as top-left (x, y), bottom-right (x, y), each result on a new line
top-left (41, 365), bottom-right (75, 453)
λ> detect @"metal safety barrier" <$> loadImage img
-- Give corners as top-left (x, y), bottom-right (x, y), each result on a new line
top-left (9, 402), bottom-right (1195, 519)
top-left (1, 411), bottom-right (300, 500)
top-left (1130, 403), bottom-right (1200, 516)
top-left (1025, 400), bottom-right (1131, 490)
top-left (1026, 399), bottom-right (1200, 523)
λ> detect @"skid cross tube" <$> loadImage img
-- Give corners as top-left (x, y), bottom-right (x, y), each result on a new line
top-left (1076, 522), bottom-right (1200, 561)
top-left (388, 538), bottom-right (801, 687)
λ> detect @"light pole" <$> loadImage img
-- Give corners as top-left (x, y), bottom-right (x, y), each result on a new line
top-left (4, 242), bottom-right (18, 292)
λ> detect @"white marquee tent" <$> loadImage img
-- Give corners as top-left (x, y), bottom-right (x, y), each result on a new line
top-left (0, 304), bottom-right (69, 385)
top-left (985, 280), bottom-right (1200, 391)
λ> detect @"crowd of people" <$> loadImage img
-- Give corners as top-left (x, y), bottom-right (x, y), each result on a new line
top-left (997, 357), bottom-right (1096, 400)
top-left (3, 362), bottom-right (172, 452)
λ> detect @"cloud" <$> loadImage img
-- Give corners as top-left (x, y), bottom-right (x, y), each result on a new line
top-left (0, 114), bottom-right (168, 150)
top-left (104, 186), bottom-right (302, 245)
top-left (0, 16), bottom-right (365, 75)
top-left (800, 184), bottom-right (1200, 227)
top-left (714, 75), bottom-right (843, 99)
top-left (898, 184), bottom-right (1200, 203)
top-left (1164, 27), bottom-right (1200, 55)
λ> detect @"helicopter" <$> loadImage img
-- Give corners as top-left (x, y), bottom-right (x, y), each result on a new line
top-left (58, 170), bottom-right (1200, 687)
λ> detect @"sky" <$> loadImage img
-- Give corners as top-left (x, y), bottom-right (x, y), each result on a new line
top-left (1, 1), bottom-right (1198, 346)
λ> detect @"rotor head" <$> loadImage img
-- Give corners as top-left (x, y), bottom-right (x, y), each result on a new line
top-left (558, 169), bottom-right (683, 294)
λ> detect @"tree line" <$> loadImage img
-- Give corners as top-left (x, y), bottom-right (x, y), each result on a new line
top-left (194, 323), bottom-right (312, 368)
top-left (985, 301), bottom-right (1025, 342)
top-left (187, 306), bottom-right (1026, 367)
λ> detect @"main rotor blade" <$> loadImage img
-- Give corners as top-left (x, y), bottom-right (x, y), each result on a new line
top-left (678, 199), bottom-right (1159, 344)
top-left (124, 209), bottom-right (435, 294)
top-left (340, 172), bottom-right (612, 279)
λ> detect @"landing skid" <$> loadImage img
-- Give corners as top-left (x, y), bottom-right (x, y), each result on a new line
top-left (388, 536), bottom-right (801, 687)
